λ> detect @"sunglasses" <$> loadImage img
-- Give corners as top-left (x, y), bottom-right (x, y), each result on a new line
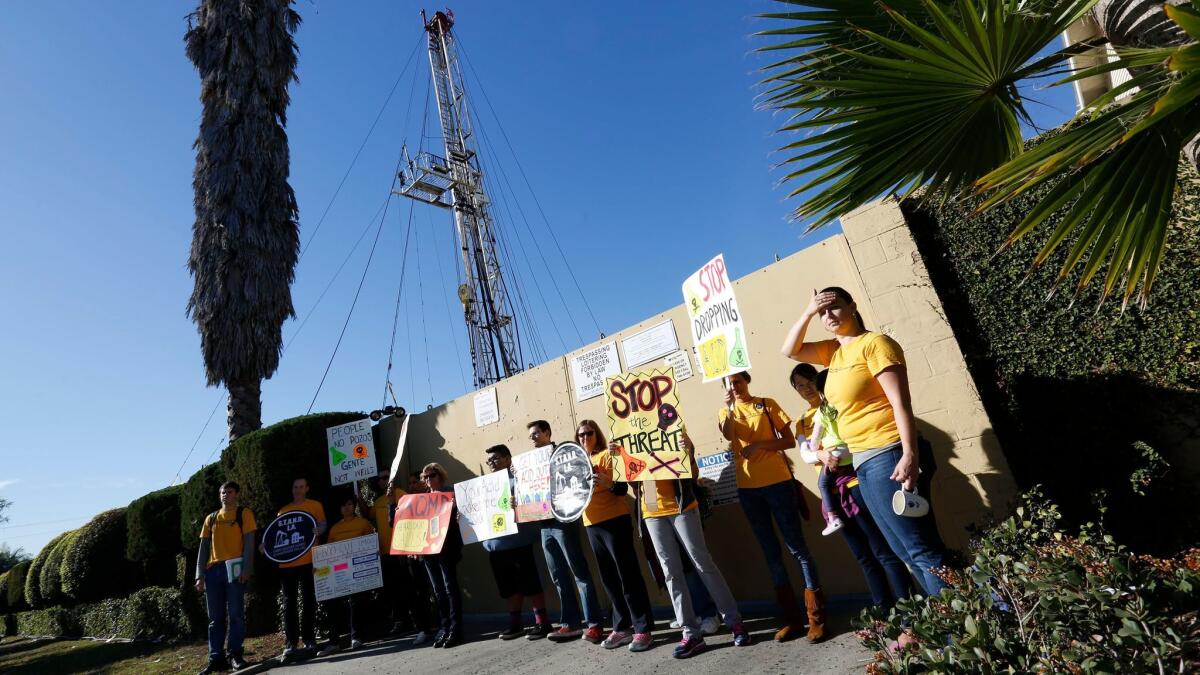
top-left (576, 430), bottom-right (595, 437)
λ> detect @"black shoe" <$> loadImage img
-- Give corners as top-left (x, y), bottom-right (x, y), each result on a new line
top-left (441, 633), bottom-right (464, 649)
top-left (433, 635), bottom-right (447, 648)
top-left (526, 623), bottom-right (550, 640)
top-left (198, 661), bottom-right (227, 675)
top-left (228, 655), bottom-right (248, 671)
top-left (498, 624), bottom-right (524, 640)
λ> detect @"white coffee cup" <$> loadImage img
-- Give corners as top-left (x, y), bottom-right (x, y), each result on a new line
top-left (892, 487), bottom-right (929, 518)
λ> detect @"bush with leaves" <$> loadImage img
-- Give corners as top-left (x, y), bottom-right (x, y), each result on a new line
top-left (23, 531), bottom-right (70, 609)
top-left (60, 509), bottom-right (141, 604)
top-left (5, 561), bottom-right (30, 612)
top-left (857, 489), bottom-right (1200, 673)
top-left (36, 530), bottom-right (76, 607)
top-left (179, 461), bottom-right (225, 555)
top-left (0, 570), bottom-right (9, 613)
top-left (126, 484), bottom-right (184, 586)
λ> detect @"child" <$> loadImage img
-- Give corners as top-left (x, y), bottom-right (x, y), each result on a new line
top-left (808, 370), bottom-right (849, 536)
top-left (317, 492), bottom-right (375, 656)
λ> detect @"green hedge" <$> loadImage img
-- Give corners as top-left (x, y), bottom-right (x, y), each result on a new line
top-left (905, 144), bottom-right (1200, 553)
top-left (15, 605), bottom-right (76, 637)
top-left (37, 530), bottom-right (76, 608)
top-left (126, 484), bottom-right (184, 586)
top-left (0, 571), bottom-right (9, 613)
top-left (10, 587), bottom-right (203, 640)
top-left (24, 531), bottom-right (70, 609)
top-left (179, 462), bottom-right (225, 553)
top-left (60, 509), bottom-right (140, 604)
top-left (5, 561), bottom-right (30, 612)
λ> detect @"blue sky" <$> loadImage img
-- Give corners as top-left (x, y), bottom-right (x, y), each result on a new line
top-left (0, 1), bottom-right (1076, 555)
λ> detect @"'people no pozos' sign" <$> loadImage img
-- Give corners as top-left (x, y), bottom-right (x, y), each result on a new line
top-left (327, 418), bottom-right (378, 486)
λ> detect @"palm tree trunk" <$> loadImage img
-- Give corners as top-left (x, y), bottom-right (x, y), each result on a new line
top-left (227, 378), bottom-right (262, 442)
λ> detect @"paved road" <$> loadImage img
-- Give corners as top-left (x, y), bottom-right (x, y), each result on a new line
top-left (269, 608), bottom-right (870, 675)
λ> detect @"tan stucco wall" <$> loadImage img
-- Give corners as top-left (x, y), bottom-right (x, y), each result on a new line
top-left (377, 199), bottom-right (1016, 614)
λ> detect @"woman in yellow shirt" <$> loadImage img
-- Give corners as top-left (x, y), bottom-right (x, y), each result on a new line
top-left (717, 370), bottom-right (824, 642)
top-left (781, 287), bottom-right (947, 596)
top-left (317, 493), bottom-right (375, 656)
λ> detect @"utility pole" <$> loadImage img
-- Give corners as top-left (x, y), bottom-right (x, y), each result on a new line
top-left (397, 9), bottom-right (523, 389)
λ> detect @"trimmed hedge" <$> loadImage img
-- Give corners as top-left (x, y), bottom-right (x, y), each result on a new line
top-left (0, 571), bottom-right (9, 613)
top-left (24, 531), bottom-right (70, 609)
top-left (37, 530), bottom-right (76, 608)
top-left (10, 587), bottom-right (203, 640)
top-left (126, 484), bottom-right (184, 586)
top-left (179, 462), bottom-right (225, 553)
top-left (60, 509), bottom-right (140, 604)
top-left (5, 561), bottom-right (30, 612)
top-left (15, 605), bottom-right (75, 637)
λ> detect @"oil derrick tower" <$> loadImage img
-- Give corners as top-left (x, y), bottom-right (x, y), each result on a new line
top-left (397, 9), bottom-right (523, 389)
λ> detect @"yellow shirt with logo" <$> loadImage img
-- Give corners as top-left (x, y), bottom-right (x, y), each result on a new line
top-left (373, 488), bottom-right (405, 553)
top-left (718, 398), bottom-right (793, 489)
top-left (200, 507), bottom-right (257, 569)
top-left (328, 514), bottom-right (375, 543)
top-left (584, 451), bottom-right (630, 527)
top-left (277, 499), bottom-right (326, 569)
top-left (808, 332), bottom-right (906, 452)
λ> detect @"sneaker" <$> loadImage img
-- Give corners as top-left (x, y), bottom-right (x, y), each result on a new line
top-left (700, 616), bottom-right (721, 636)
top-left (498, 624), bottom-right (525, 640)
top-left (672, 635), bottom-right (706, 659)
top-left (547, 625), bottom-right (583, 642)
top-left (349, 639), bottom-right (363, 650)
top-left (732, 622), bottom-right (752, 647)
top-left (628, 632), bottom-right (653, 652)
top-left (228, 655), bottom-right (247, 671)
top-left (280, 643), bottom-right (297, 659)
top-left (441, 633), bottom-right (464, 649)
top-left (526, 623), bottom-right (550, 640)
top-left (198, 661), bottom-right (227, 675)
top-left (302, 641), bottom-right (318, 652)
top-left (583, 625), bottom-right (604, 644)
top-left (412, 630), bottom-right (433, 646)
top-left (822, 517), bottom-right (844, 536)
top-left (669, 619), bottom-right (682, 629)
top-left (316, 643), bottom-right (341, 658)
top-left (602, 630), bottom-right (633, 649)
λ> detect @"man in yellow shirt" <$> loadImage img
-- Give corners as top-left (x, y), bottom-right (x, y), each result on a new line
top-left (275, 477), bottom-right (326, 657)
top-left (195, 481), bottom-right (256, 674)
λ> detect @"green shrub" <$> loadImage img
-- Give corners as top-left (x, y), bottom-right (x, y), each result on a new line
top-left (72, 587), bottom-right (203, 641)
top-left (23, 531), bottom-right (70, 609)
top-left (0, 571), bottom-right (9, 613)
top-left (126, 484), bottom-right (184, 586)
top-left (5, 561), bottom-right (30, 612)
top-left (37, 530), bottom-right (76, 607)
top-left (60, 509), bottom-right (141, 604)
top-left (14, 606), bottom-right (77, 637)
top-left (179, 462), bottom-right (225, 553)
top-left (2, 612), bottom-right (14, 637)
top-left (857, 489), bottom-right (1200, 673)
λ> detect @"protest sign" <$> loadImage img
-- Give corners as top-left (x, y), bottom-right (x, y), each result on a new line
top-left (454, 471), bottom-right (518, 544)
top-left (696, 451), bottom-right (739, 507)
top-left (569, 342), bottom-right (621, 402)
top-left (550, 442), bottom-right (594, 522)
top-left (262, 511), bottom-right (318, 564)
top-left (620, 319), bottom-right (679, 368)
top-left (605, 367), bottom-right (692, 482)
top-left (389, 492), bottom-right (455, 555)
top-left (512, 446), bottom-right (554, 523)
top-left (682, 254), bottom-right (751, 382)
top-left (312, 534), bottom-right (383, 602)
top-left (326, 418), bottom-right (377, 486)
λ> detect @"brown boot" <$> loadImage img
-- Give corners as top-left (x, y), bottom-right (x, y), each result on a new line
top-left (772, 584), bottom-right (805, 642)
top-left (804, 588), bottom-right (827, 643)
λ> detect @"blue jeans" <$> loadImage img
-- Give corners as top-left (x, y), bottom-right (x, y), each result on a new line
top-left (838, 484), bottom-right (913, 608)
top-left (541, 520), bottom-right (601, 627)
top-left (204, 564), bottom-right (245, 662)
top-left (855, 442), bottom-right (947, 596)
top-left (818, 467), bottom-right (840, 523)
top-left (738, 479), bottom-right (821, 589)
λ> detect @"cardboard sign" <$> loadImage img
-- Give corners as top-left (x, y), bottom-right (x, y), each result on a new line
top-left (696, 451), bottom-right (739, 507)
top-left (569, 342), bottom-right (621, 402)
top-left (389, 492), bottom-right (455, 555)
top-left (682, 254), bottom-right (751, 382)
top-left (262, 511), bottom-right (318, 564)
top-left (454, 472), bottom-right (518, 544)
top-left (512, 446), bottom-right (554, 523)
top-left (605, 367), bottom-right (692, 482)
top-left (327, 419), bottom-right (378, 486)
top-left (550, 442), bottom-right (594, 522)
top-left (312, 534), bottom-right (383, 601)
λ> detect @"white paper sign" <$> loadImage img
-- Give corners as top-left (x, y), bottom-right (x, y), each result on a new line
top-left (454, 471), bottom-right (519, 544)
top-left (620, 319), bottom-right (679, 368)
top-left (696, 451), bottom-right (739, 507)
top-left (326, 419), bottom-right (378, 486)
top-left (474, 388), bottom-right (499, 427)
top-left (569, 342), bottom-right (622, 402)
top-left (388, 414), bottom-right (410, 481)
top-left (665, 349), bottom-right (694, 381)
top-left (682, 254), bottom-right (751, 382)
top-left (312, 534), bottom-right (383, 602)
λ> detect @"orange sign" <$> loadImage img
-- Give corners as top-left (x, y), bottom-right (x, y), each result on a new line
top-left (389, 492), bottom-right (455, 555)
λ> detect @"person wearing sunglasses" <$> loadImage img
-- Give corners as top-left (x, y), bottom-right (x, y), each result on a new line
top-left (419, 463), bottom-right (465, 648)
top-left (576, 420), bottom-right (655, 652)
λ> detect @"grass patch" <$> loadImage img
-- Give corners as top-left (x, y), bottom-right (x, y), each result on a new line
top-left (0, 634), bottom-right (284, 674)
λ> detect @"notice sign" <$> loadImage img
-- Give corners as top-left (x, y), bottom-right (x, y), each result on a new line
top-left (474, 388), bottom-right (499, 427)
top-left (606, 367), bottom-right (692, 482)
top-left (313, 534), bottom-right (383, 602)
top-left (262, 511), bottom-right (318, 564)
top-left (683, 254), bottom-right (751, 382)
top-left (665, 349), bottom-right (694, 381)
top-left (569, 342), bottom-right (621, 402)
top-left (512, 446), bottom-right (554, 523)
top-left (696, 451), bottom-right (739, 507)
top-left (390, 492), bottom-right (456, 555)
top-left (454, 472), bottom-right (518, 545)
top-left (327, 419), bottom-right (378, 486)
top-left (621, 320), bottom-right (679, 368)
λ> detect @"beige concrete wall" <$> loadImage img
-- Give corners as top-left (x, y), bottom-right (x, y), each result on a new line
top-left (380, 201), bottom-right (1017, 613)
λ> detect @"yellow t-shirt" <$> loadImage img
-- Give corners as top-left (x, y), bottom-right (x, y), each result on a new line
top-left (796, 408), bottom-right (858, 487)
top-left (373, 488), bottom-right (405, 552)
top-left (809, 332), bottom-right (906, 451)
top-left (640, 480), bottom-right (698, 519)
top-left (583, 451), bottom-right (629, 527)
top-left (200, 507), bottom-right (257, 569)
top-left (328, 515), bottom-right (375, 543)
top-left (718, 398), bottom-right (793, 489)
top-left (277, 499), bottom-right (326, 568)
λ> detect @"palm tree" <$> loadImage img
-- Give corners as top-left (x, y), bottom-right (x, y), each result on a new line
top-left (185, 0), bottom-right (302, 441)
top-left (758, 0), bottom-right (1199, 308)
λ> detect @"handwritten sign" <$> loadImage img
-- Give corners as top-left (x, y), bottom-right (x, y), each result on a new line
top-left (312, 534), bottom-right (383, 601)
top-left (389, 492), bottom-right (455, 555)
top-left (512, 446), bottom-right (554, 522)
top-left (327, 419), bottom-right (378, 486)
top-left (262, 511), bottom-right (318, 564)
top-left (605, 367), bottom-right (692, 482)
top-left (474, 389), bottom-right (499, 427)
top-left (682, 254), bottom-right (751, 382)
top-left (569, 342), bottom-right (621, 402)
top-left (696, 451), bottom-right (739, 507)
top-left (454, 471), bottom-right (518, 544)
top-left (550, 442), bottom-right (594, 522)
top-left (620, 319), bottom-right (679, 368)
